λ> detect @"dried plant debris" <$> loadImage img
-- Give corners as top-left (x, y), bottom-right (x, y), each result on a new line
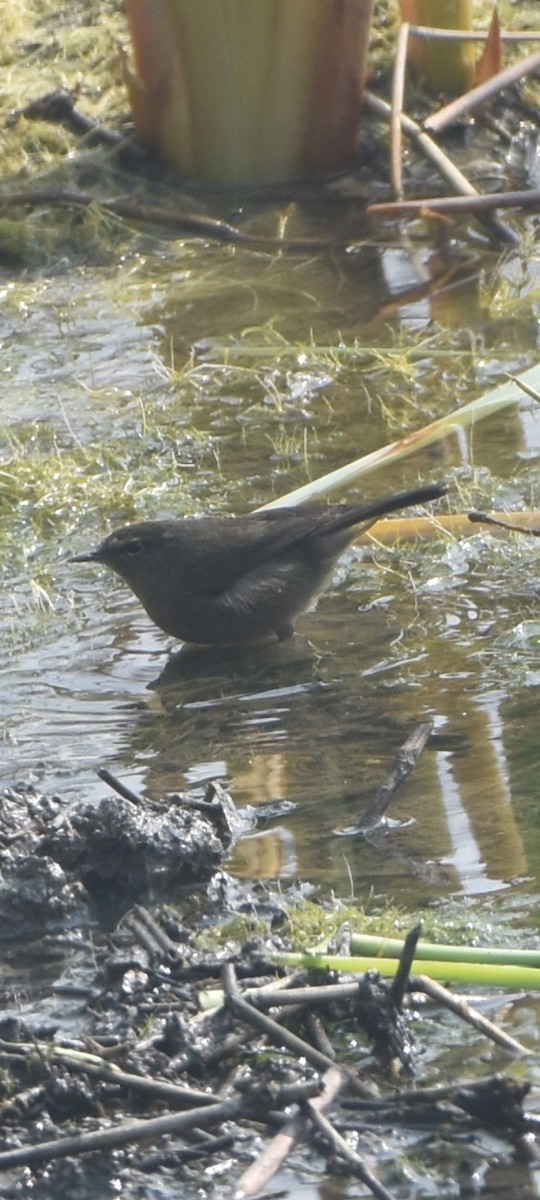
top-left (0, 935), bottom-right (535, 1198)
top-left (0, 775), bottom-right (537, 1197)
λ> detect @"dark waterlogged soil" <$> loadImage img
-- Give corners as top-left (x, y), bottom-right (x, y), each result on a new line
top-left (0, 778), bottom-right (539, 1200)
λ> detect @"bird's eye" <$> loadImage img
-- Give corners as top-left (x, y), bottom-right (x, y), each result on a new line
top-left (124, 538), bottom-right (143, 556)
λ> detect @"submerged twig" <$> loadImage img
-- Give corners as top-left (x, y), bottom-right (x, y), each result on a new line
top-left (336, 721), bottom-right (433, 835)
top-left (364, 722), bottom-right (432, 833)
top-left (0, 188), bottom-right (256, 243)
top-left (412, 975), bottom-right (528, 1056)
top-left (0, 187), bottom-right (335, 249)
top-left (306, 1102), bottom-right (397, 1200)
top-left (364, 89), bottom-right (517, 243)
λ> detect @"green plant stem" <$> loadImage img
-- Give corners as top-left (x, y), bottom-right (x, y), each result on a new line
top-left (273, 951), bottom-right (540, 990)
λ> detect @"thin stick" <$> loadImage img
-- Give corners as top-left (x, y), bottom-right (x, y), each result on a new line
top-left (468, 510), bottom-right (540, 537)
top-left (97, 767), bottom-right (143, 806)
top-left (412, 975), bottom-right (528, 1056)
top-left (425, 49), bottom-right (540, 133)
top-left (391, 21), bottom-right (410, 200)
top-left (125, 904), bottom-right (183, 959)
top-left (222, 962), bottom-right (338, 1075)
top-left (250, 981), bottom-right (361, 1008)
top-left (234, 1066), bottom-right (344, 1199)
top-left (222, 965), bottom-right (376, 1107)
top-left (410, 25), bottom-right (540, 43)
top-left (303, 1011), bottom-right (336, 1061)
top-left (391, 923), bottom-right (423, 1011)
top-left (363, 721), bottom-right (432, 833)
top-left (363, 91), bottom-right (517, 244)
top-left (365, 91), bottom-right (479, 198)
top-left (0, 1098), bottom-right (242, 1170)
top-left (367, 188), bottom-right (540, 218)
top-left (0, 188), bottom-right (331, 249)
top-left (307, 1103), bottom-right (397, 1200)
top-left (0, 1040), bottom-right (221, 1107)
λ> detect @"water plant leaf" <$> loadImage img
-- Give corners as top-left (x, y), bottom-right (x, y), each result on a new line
top-left (259, 363), bottom-right (540, 511)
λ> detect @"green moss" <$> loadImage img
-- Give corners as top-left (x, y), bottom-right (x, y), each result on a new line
top-left (194, 893), bottom-right (540, 958)
top-left (0, 411), bottom-right (214, 573)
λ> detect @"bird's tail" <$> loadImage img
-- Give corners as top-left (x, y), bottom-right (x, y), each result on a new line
top-left (328, 481), bottom-right (448, 534)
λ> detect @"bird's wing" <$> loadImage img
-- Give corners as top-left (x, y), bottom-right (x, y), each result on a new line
top-left (168, 509), bottom-right (342, 594)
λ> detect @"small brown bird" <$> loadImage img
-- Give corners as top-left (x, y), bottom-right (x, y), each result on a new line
top-left (70, 482), bottom-right (446, 645)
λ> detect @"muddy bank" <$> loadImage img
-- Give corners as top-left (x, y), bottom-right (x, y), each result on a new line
top-left (0, 779), bottom-right (538, 1199)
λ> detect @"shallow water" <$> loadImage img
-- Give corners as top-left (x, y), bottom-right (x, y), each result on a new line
top-left (2, 215), bottom-right (540, 914)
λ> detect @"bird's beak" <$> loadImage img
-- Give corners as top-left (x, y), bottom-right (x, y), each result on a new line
top-left (68, 549), bottom-right (100, 563)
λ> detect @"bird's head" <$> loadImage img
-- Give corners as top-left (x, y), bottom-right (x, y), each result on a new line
top-left (69, 523), bottom-right (176, 587)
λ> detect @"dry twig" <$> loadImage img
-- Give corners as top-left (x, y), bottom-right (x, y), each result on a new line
top-left (425, 48), bottom-right (540, 133)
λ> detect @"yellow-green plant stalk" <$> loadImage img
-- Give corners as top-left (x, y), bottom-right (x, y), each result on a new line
top-left (124, 0), bottom-right (374, 184)
top-left (401, 0), bottom-right (477, 95)
top-left (274, 950), bottom-right (540, 990)
top-left (348, 933), bottom-right (540, 968)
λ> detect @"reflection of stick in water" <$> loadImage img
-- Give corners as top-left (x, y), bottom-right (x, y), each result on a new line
top-left (468, 510), bottom-right (540, 537)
